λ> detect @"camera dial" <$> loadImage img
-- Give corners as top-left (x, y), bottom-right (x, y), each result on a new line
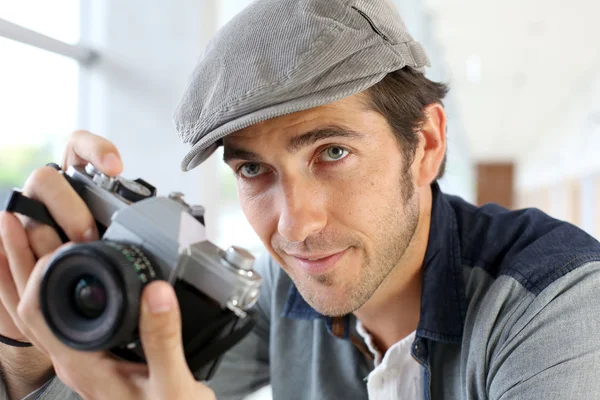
top-left (84, 163), bottom-right (156, 203)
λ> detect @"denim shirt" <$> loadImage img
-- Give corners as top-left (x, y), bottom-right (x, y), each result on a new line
top-left (261, 181), bottom-right (600, 399)
top-left (6, 182), bottom-right (600, 400)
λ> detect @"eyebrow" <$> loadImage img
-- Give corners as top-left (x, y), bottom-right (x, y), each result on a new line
top-left (222, 125), bottom-right (365, 164)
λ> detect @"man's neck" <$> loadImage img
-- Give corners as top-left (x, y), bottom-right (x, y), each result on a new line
top-left (352, 186), bottom-right (432, 354)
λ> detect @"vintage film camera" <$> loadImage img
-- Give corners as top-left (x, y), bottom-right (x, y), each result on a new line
top-left (3, 163), bottom-right (262, 381)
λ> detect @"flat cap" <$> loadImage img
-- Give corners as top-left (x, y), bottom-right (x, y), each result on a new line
top-left (173, 0), bottom-right (430, 171)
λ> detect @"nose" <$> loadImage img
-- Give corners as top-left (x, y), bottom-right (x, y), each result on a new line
top-left (276, 176), bottom-right (327, 243)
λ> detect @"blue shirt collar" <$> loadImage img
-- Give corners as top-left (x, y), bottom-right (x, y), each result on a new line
top-left (281, 182), bottom-right (467, 344)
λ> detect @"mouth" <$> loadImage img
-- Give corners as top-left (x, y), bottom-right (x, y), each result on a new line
top-left (287, 248), bottom-right (349, 275)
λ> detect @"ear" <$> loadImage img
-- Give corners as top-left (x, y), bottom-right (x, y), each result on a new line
top-left (413, 103), bottom-right (447, 187)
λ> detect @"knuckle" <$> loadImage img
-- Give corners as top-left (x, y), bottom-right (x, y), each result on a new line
top-left (53, 202), bottom-right (95, 242)
top-left (70, 130), bottom-right (109, 152)
top-left (68, 221), bottom-right (95, 242)
top-left (71, 129), bottom-right (89, 136)
top-left (27, 223), bottom-right (55, 243)
top-left (21, 167), bottom-right (95, 243)
top-left (69, 130), bottom-right (89, 143)
top-left (27, 225), bottom-right (62, 258)
top-left (21, 215), bottom-right (39, 231)
top-left (24, 166), bottom-right (58, 191)
top-left (16, 299), bottom-right (34, 324)
top-left (0, 214), bottom-right (29, 251)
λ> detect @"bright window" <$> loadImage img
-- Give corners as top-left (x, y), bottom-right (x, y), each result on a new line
top-left (0, 0), bottom-right (80, 43)
top-left (0, 2), bottom-right (80, 205)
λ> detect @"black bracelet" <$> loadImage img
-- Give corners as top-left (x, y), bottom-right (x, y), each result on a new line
top-left (0, 334), bottom-right (33, 347)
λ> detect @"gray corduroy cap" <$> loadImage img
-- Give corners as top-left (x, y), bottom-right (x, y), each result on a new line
top-left (173, 0), bottom-right (430, 172)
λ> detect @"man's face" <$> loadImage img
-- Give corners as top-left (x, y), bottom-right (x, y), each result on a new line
top-left (223, 94), bottom-right (421, 317)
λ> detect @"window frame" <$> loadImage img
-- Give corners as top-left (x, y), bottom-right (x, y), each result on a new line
top-left (0, 16), bottom-right (96, 65)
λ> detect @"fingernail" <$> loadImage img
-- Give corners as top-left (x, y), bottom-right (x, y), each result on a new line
top-left (102, 153), bottom-right (121, 172)
top-left (146, 283), bottom-right (175, 314)
top-left (83, 226), bottom-right (97, 242)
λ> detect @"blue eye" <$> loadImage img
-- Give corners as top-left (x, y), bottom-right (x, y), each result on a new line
top-left (320, 146), bottom-right (349, 162)
top-left (239, 163), bottom-right (266, 178)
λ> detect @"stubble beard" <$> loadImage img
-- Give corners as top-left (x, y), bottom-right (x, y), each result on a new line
top-left (298, 170), bottom-right (421, 317)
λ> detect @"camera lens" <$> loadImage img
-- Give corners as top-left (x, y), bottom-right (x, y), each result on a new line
top-left (39, 241), bottom-right (159, 351)
top-left (73, 276), bottom-right (107, 319)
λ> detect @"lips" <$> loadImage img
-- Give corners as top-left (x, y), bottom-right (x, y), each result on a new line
top-left (288, 248), bottom-right (349, 275)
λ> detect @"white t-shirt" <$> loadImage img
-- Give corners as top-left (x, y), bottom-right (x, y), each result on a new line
top-left (356, 320), bottom-right (424, 400)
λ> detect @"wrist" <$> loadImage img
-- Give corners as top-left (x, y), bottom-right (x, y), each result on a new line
top-left (0, 345), bottom-right (54, 400)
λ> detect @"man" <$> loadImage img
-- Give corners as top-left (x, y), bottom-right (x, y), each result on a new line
top-left (2, 0), bottom-right (600, 399)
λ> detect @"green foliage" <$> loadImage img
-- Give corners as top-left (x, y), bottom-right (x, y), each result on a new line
top-left (0, 144), bottom-right (55, 188)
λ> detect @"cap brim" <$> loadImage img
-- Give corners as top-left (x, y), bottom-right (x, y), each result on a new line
top-left (180, 72), bottom-right (390, 171)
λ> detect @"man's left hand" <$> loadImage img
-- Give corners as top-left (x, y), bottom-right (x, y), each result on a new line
top-left (16, 243), bottom-right (216, 400)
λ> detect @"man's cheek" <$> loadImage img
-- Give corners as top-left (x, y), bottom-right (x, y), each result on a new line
top-left (329, 179), bottom-right (379, 220)
top-left (241, 198), bottom-right (277, 241)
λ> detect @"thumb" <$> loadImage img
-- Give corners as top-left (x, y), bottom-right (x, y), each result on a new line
top-left (139, 281), bottom-right (192, 384)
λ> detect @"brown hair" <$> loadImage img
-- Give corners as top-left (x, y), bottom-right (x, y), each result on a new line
top-left (363, 67), bottom-right (449, 180)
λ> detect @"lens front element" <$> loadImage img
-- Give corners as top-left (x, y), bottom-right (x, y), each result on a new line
top-left (73, 275), bottom-right (107, 319)
top-left (40, 241), bottom-right (159, 351)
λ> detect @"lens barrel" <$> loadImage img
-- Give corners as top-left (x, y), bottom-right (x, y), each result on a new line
top-left (40, 241), bottom-right (159, 351)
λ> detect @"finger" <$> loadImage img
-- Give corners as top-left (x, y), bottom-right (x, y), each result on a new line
top-left (0, 239), bottom-right (20, 331)
top-left (1, 211), bottom-right (38, 297)
top-left (0, 300), bottom-right (24, 342)
top-left (139, 281), bottom-right (193, 388)
top-left (16, 250), bottom-right (135, 397)
top-left (0, 233), bottom-right (24, 340)
top-left (21, 166), bottom-right (98, 243)
top-left (61, 130), bottom-right (123, 176)
top-left (24, 221), bottom-right (63, 260)
top-left (0, 233), bottom-right (47, 351)
top-left (0, 263), bottom-right (26, 342)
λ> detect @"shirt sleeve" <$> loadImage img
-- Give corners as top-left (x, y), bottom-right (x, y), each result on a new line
top-left (488, 261), bottom-right (600, 400)
top-left (0, 374), bottom-right (82, 400)
top-left (19, 378), bottom-right (52, 400)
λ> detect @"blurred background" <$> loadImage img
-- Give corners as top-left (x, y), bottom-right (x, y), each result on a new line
top-left (1, 0), bottom-right (599, 398)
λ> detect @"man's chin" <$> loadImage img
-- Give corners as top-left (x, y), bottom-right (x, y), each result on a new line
top-left (309, 300), bottom-right (360, 317)
top-left (297, 284), bottom-right (363, 317)
top-left (286, 261), bottom-right (366, 315)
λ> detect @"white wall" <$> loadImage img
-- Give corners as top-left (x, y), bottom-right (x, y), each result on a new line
top-left (516, 72), bottom-right (600, 191)
top-left (78, 0), bottom-right (224, 242)
top-left (394, 0), bottom-right (476, 202)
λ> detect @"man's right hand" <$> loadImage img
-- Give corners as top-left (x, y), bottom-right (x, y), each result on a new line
top-left (0, 130), bottom-right (123, 399)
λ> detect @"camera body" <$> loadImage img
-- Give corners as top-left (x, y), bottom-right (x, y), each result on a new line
top-left (36, 164), bottom-right (262, 381)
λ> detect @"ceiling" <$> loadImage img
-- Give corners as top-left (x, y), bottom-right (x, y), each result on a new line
top-left (421, 0), bottom-right (600, 162)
